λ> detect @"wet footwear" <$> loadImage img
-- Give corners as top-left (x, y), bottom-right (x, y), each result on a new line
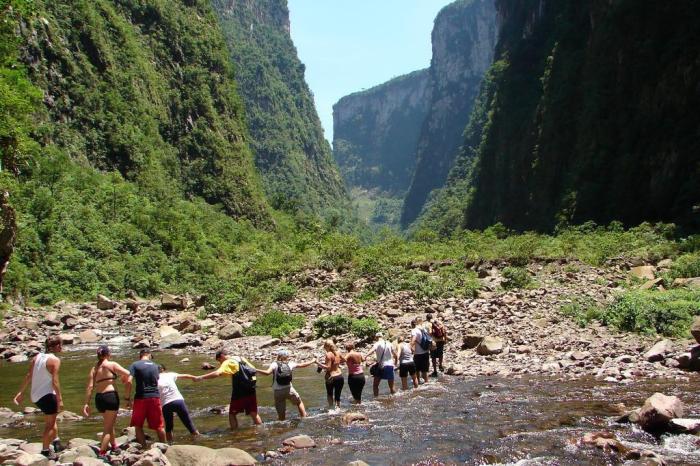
top-left (52, 438), bottom-right (65, 452)
top-left (41, 449), bottom-right (58, 461)
top-left (430, 371), bottom-right (438, 377)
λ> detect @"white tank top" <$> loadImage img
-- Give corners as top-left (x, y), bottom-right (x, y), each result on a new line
top-left (30, 353), bottom-right (56, 403)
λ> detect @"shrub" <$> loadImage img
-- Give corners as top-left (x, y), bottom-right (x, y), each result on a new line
top-left (351, 317), bottom-right (381, 341)
top-left (313, 314), bottom-right (354, 338)
top-left (599, 289), bottom-right (700, 337)
top-left (319, 233), bottom-right (360, 270)
top-left (669, 253), bottom-right (700, 279)
top-left (560, 298), bottom-right (603, 327)
top-left (502, 267), bottom-right (532, 289)
top-left (247, 310), bottom-right (305, 339)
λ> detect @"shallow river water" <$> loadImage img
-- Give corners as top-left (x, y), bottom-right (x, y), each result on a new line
top-left (1, 343), bottom-right (699, 465)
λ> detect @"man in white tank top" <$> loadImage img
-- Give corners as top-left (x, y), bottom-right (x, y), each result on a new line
top-left (13, 335), bottom-right (64, 460)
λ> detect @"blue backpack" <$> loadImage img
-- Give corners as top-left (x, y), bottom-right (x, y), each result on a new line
top-left (419, 329), bottom-right (432, 351)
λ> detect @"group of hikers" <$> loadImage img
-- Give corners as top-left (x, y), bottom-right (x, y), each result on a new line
top-left (12, 314), bottom-right (448, 460)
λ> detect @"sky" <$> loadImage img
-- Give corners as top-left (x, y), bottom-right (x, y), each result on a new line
top-left (288, 0), bottom-right (454, 144)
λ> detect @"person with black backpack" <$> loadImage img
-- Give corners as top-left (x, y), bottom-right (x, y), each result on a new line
top-left (426, 314), bottom-right (448, 377)
top-left (256, 349), bottom-right (315, 421)
top-left (197, 349), bottom-right (261, 429)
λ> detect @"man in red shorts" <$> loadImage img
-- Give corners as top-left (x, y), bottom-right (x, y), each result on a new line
top-left (198, 349), bottom-right (261, 429)
top-left (126, 349), bottom-right (166, 445)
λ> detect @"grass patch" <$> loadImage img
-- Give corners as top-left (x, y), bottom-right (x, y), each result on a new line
top-left (246, 310), bottom-right (305, 339)
top-left (502, 267), bottom-right (533, 289)
top-left (313, 314), bottom-right (381, 341)
top-left (560, 297), bottom-right (603, 328)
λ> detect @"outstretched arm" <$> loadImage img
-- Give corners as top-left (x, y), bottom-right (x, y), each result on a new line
top-left (175, 374), bottom-right (198, 381)
top-left (13, 357), bottom-right (35, 405)
top-left (294, 359), bottom-right (316, 369)
top-left (198, 370), bottom-right (222, 381)
top-left (256, 364), bottom-right (273, 376)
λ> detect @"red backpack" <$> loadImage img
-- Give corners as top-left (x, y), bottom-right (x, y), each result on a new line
top-left (432, 322), bottom-right (445, 339)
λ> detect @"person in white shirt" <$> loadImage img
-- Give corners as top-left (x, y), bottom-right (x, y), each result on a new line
top-left (157, 365), bottom-right (199, 443)
top-left (13, 335), bottom-right (64, 460)
top-left (411, 317), bottom-right (431, 384)
top-left (257, 349), bottom-right (316, 420)
top-left (364, 332), bottom-right (398, 397)
top-left (397, 336), bottom-right (419, 390)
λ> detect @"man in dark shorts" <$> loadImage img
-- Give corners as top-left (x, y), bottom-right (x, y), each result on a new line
top-left (198, 349), bottom-right (262, 429)
top-left (411, 317), bottom-right (431, 384)
top-left (13, 335), bottom-right (64, 459)
top-left (427, 313), bottom-right (448, 377)
top-left (126, 349), bottom-right (166, 445)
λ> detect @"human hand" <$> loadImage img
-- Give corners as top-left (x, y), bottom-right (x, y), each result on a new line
top-left (126, 399), bottom-right (132, 409)
top-left (57, 398), bottom-right (64, 413)
top-left (13, 392), bottom-right (23, 406)
top-left (194, 376), bottom-right (202, 382)
top-left (83, 404), bottom-right (90, 417)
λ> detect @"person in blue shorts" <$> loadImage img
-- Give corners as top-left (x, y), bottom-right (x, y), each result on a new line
top-left (365, 332), bottom-right (397, 397)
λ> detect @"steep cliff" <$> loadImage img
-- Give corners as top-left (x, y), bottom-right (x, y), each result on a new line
top-left (422, 0), bottom-right (700, 234)
top-left (333, 69), bottom-right (432, 195)
top-left (212, 0), bottom-right (349, 214)
top-left (19, 0), bottom-right (270, 224)
top-left (400, 0), bottom-right (498, 227)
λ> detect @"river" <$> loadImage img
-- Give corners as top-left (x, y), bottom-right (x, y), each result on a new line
top-left (1, 343), bottom-right (699, 465)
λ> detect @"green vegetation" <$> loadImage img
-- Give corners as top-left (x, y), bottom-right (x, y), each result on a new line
top-left (501, 267), bottom-right (532, 290)
top-left (247, 310), bottom-right (305, 339)
top-left (211, 0), bottom-right (348, 217)
top-left (420, 1), bottom-right (700, 234)
top-left (668, 253), bottom-right (700, 280)
top-left (313, 314), bottom-right (380, 342)
top-left (560, 297), bottom-right (603, 328)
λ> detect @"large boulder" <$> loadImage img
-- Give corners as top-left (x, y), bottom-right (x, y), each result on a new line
top-left (158, 325), bottom-right (180, 340)
top-left (11, 453), bottom-right (49, 466)
top-left (643, 339), bottom-right (672, 362)
top-left (78, 329), bottom-right (102, 344)
top-left (676, 345), bottom-right (700, 371)
top-left (59, 333), bottom-right (79, 345)
top-left (218, 323), bottom-right (244, 340)
top-left (462, 334), bottom-right (483, 349)
top-left (691, 316), bottom-right (700, 345)
top-left (132, 446), bottom-right (170, 466)
top-left (342, 412), bottom-right (368, 425)
top-left (161, 293), bottom-right (187, 310)
top-left (96, 294), bottom-right (117, 310)
top-left (630, 265), bottom-right (655, 280)
top-left (669, 418), bottom-right (700, 434)
top-left (476, 336), bottom-right (503, 355)
top-left (165, 445), bottom-right (256, 466)
top-left (638, 393), bottom-right (684, 432)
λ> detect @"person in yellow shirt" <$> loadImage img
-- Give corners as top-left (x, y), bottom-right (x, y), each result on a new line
top-left (198, 350), bottom-right (262, 429)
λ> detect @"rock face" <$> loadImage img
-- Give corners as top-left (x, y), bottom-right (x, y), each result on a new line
top-left (422, 0), bottom-right (700, 233)
top-left (400, 0), bottom-right (498, 226)
top-left (638, 393), bottom-right (684, 432)
top-left (212, 0), bottom-right (349, 214)
top-left (333, 70), bottom-right (432, 195)
top-left (165, 444), bottom-right (256, 466)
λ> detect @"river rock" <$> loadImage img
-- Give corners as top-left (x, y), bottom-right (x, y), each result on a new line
top-left (57, 410), bottom-right (82, 422)
top-left (348, 462), bottom-right (370, 466)
top-left (11, 453), bottom-right (49, 466)
top-left (581, 431), bottom-right (626, 453)
top-left (78, 329), bottom-right (101, 343)
top-left (630, 265), bottom-right (655, 280)
top-left (691, 316), bottom-right (700, 344)
top-left (60, 315), bottom-right (78, 328)
top-left (260, 338), bottom-right (281, 348)
top-left (644, 339), bottom-right (672, 362)
top-left (342, 412), bottom-right (368, 425)
top-left (96, 294), bottom-right (116, 310)
top-left (0, 439), bottom-right (26, 448)
top-left (58, 444), bottom-right (97, 463)
top-left (132, 446), bottom-right (169, 466)
top-left (669, 418), bottom-right (700, 434)
top-left (73, 457), bottom-right (106, 466)
top-left (476, 336), bottom-right (503, 355)
top-left (59, 333), bottom-right (79, 345)
top-left (201, 362), bottom-right (215, 370)
top-left (282, 435), bottom-right (315, 449)
top-left (676, 346), bottom-right (700, 370)
top-left (165, 444), bottom-right (256, 466)
top-left (638, 393), bottom-right (684, 432)
top-left (218, 323), bottom-right (243, 340)
top-left (161, 293), bottom-right (186, 310)
top-left (18, 443), bottom-right (42, 454)
top-left (67, 438), bottom-right (98, 449)
top-left (462, 334), bottom-right (483, 349)
top-left (158, 325), bottom-right (180, 340)
top-left (9, 354), bottom-right (28, 363)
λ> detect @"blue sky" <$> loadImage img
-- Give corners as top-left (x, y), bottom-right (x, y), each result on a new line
top-left (288, 0), bottom-right (454, 143)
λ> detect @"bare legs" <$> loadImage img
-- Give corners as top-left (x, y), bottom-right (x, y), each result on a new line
top-left (100, 410), bottom-right (118, 453)
top-left (41, 414), bottom-right (58, 451)
top-left (228, 411), bottom-right (261, 430)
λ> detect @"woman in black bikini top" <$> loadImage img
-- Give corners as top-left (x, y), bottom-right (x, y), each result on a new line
top-left (82, 346), bottom-right (131, 459)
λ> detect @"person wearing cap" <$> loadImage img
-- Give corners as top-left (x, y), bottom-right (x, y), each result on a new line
top-left (125, 349), bottom-right (166, 445)
top-left (157, 364), bottom-right (200, 443)
top-left (197, 349), bottom-right (262, 429)
top-left (13, 335), bottom-right (64, 460)
top-left (82, 345), bottom-right (131, 458)
top-left (256, 349), bottom-right (315, 421)
top-left (364, 332), bottom-right (397, 397)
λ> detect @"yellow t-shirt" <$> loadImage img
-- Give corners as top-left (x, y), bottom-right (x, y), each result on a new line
top-left (216, 357), bottom-right (255, 377)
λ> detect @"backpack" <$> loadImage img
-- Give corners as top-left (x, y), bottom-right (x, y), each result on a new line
top-left (419, 329), bottom-right (432, 351)
top-left (432, 322), bottom-right (445, 339)
top-left (232, 360), bottom-right (257, 392)
top-left (275, 362), bottom-right (293, 386)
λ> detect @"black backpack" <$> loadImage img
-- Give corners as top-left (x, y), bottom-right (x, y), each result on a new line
top-left (275, 362), bottom-right (293, 386)
top-left (233, 360), bottom-right (257, 391)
